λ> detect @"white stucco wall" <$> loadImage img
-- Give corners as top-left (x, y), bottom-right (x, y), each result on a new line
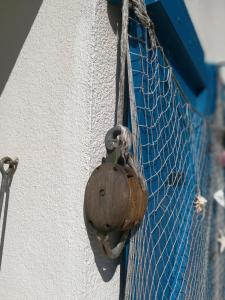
top-left (185, 0), bottom-right (225, 79)
top-left (0, 0), bottom-right (121, 299)
top-left (0, 0), bottom-right (224, 299)
top-left (185, 0), bottom-right (225, 62)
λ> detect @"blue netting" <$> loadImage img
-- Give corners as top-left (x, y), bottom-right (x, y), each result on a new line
top-left (123, 15), bottom-right (225, 300)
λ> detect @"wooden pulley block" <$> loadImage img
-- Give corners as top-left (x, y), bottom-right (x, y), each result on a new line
top-left (84, 162), bottom-right (147, 234)
top-left (122, 165), bottom-right (147, 231)
top-left (84, 124), bottom-right (148, 259)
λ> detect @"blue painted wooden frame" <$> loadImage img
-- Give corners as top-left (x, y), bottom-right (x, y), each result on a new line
top-left (108, 0), bottom-right (217, 116)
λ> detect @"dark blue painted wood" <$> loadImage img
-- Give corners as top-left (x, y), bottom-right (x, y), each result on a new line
top-left (108, 0), bottom-right (122, 4)
top-left (146, 0), bottom-right (206, 96)
top-left (196, 64), bottom-right (217, 116)
top-left (107, 0), bottom-right (216, 116)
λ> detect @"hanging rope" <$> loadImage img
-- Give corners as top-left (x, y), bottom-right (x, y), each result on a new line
top-left (117, 0), bottom-right (157, 190)
top-left (117, 0), bottom-right (129, 125)
top-left (130, 0), bottom-right (156, 46)
top-left (116, 0), bottom-right (157, 125)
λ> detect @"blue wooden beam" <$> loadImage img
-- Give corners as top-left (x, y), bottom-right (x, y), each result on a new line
top-left (108, 0), bottom-right (217, 115)
top-left (109, 0), bottom-right (206, 94)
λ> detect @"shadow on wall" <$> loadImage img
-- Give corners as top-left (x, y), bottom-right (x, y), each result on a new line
top-left (0, 183), bottom-right (11, 270)
top-left (85, 215), bottom-right (121, 282)
top-left (0, 0), bottom-right (43, 96)
top-left (0, 159), bottom-right (18, 270)
top-left (0, 0), bottom-right (42, 268)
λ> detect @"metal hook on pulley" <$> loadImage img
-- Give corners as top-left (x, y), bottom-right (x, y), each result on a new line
top-left (97, 231), bottom-right (129, 259)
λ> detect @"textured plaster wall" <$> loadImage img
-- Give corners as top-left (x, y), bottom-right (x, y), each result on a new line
top-left (0, 0), bottom-right (121, 299)
top-left (0, 0), bottom-right (224, 299)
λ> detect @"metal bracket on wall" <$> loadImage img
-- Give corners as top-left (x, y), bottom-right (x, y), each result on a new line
top-left (0, 157), bottom-right (18, 269)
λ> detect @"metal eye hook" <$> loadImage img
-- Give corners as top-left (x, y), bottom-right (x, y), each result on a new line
top-left (97, 231), bottom-right (129, 259)
top-left (105, 125), bottom-right (132, 152)
top-left (105, 125), bottom-right (122, 151)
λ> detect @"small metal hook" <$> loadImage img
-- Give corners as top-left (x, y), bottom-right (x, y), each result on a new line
top-left (0, 157), bottom-right (18, 177)
top-left (97, 231), bottom-right (129, 259)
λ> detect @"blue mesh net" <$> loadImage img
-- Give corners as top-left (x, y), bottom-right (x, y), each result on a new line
top-left (123, 15), bottom-right (225, 300)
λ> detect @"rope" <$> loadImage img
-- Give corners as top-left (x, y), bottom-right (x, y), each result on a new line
top-left (116, 0), bottom-right (157, 125)
top-left (130, 0), bottom-right (156, 47)
top-left (117, 0), bottom-right (129, 125)
top-left (116, 0), bottom-right (157, 188)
